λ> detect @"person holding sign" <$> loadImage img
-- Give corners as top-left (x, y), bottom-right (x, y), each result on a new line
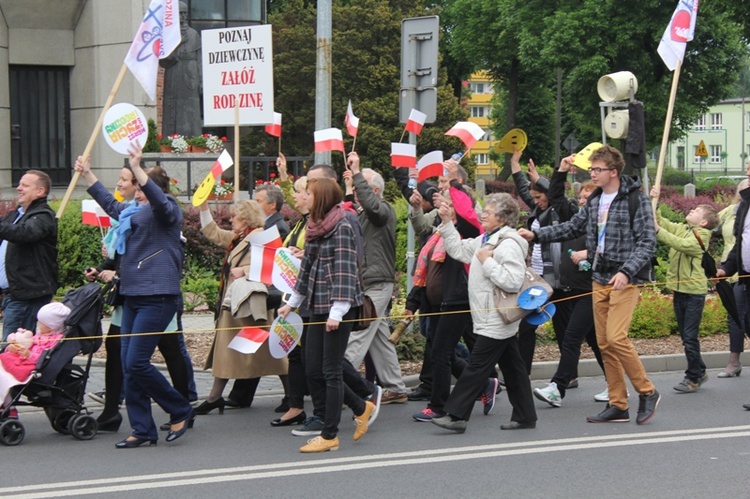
top-left (279, 175), bottom-right (367, 453)
top-left (198, 199), bottom-right (288, 414)
top-left (76, 144), bottom-right (194, 447)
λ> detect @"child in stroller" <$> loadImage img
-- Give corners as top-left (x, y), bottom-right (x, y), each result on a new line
top-left (0, 302), bottom-right (70, 410)
top-left (0, 282), bottom-right (106, 445)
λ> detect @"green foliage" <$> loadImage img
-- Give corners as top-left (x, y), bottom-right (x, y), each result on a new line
top-left (629, 289), bottom-right (676, 339)
top-left (181, 259), bottom-right (219, 313)
top-left (390, 297), bottom-right (425, 361)
top-left (49, 199), bottom-right (109, 291)
top-left (143, 118), bottom-right (160, 153)
top-left (699, 297), bottom-right (727, 337)
top-left (660, 167), bottom-right (693, 187)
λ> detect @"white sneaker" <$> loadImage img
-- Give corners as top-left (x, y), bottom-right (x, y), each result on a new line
top-left (533, 382), bottom-right (562, 407)
top-left (594, 388), bottom-right (609, 402)
top-left (368, 385), bottom-right (383, 425)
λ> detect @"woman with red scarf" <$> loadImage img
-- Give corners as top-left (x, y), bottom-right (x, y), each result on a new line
top-left (279, 176), bottom-right (364, 453)
top-left (197, 200), bottom-right (288, 415)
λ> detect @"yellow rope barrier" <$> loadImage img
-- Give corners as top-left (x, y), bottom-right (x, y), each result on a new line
top-left (0, 273), bottom-right (743, 347)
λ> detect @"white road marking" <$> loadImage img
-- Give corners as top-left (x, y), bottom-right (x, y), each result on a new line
top-left (4, 425), bottom-right (749, 497)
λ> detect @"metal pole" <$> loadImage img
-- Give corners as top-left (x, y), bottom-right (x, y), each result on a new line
top-left (743, 97), bottom-right (746, 169)
top-left (315, 0), bottom-right (332, 165)
top-left (555, 67), bottom-right (561, 169)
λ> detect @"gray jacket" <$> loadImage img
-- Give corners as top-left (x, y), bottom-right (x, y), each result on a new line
top-left (353, 172), bottom-right (396, 287)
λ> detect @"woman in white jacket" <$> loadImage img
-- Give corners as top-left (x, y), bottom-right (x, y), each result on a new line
top-left (432, 193), bottom-right (538, 432)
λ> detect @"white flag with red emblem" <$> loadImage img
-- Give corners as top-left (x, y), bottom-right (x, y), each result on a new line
top-left (314, 128), bottom-right (345, 153)
top-left (81, 200), bottom-right (111, 228)
top-left (246, 226), bottom-right (284, 285)
top-left (417, 151), bottom-right (444, 182)
top-left (391, 143), bottom-right (417, 168)
top-left (657, 0), bottom-right (699, 71)
top-left (124, 0), bottom-right (181, 101)
top-left (228, 327), bottom-right (270, 354)
top-left (445, 121), bottom-right (485, 150)
top-left (265, 112), bottom-right (282, 137)
top-left (405, 109), bottom-right (427, 136)
top-left (345, 100), bottom-right (359, 138)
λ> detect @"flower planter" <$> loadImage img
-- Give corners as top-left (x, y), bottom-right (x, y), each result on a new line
top-left (160, 145), bottom-right (172, 153)
top-left (207, 193), bottom-right (233, 201)
top-left (189, 145), bottom-right (207, 153)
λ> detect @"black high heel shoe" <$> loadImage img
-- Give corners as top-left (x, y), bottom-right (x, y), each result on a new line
top-left (97, 413), bottom-right (123, 433)
top-left (115, 436), bottom-right (157, 449)
top-left (166, 409), bottom-right (195, 442)
top-left (195, 398), bottom-right (226, 415)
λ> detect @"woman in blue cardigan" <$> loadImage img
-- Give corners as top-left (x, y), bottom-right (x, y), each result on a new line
top-left (75, 144), bottom-right (193, 448)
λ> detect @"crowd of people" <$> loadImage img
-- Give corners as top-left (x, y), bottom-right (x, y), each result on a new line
top-left (2, 143), bottom-right (750, 452)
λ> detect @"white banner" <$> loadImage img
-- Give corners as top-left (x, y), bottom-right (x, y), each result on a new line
top-left (201, 25), bottom-right (274, 126)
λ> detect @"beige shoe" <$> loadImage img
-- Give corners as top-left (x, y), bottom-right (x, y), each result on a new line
top-left (300, 435), bottom-right (340, 453)
top-left (353, 401), bottom-right (375, 441)
top-left (380, 390), bottom-right (408, 404)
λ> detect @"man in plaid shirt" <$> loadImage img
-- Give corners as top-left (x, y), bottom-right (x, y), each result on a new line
top-left (519, 145), bottom-right (661, 425)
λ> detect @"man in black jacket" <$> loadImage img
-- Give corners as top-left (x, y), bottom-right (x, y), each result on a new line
top-left (255, 184), bottom-right (290, 240)
top-left (0, 170), bottom-right (58, 342)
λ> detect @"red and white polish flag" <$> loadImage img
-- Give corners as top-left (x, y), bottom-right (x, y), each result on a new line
top-left (314, 128), bottom-right (345, 153)
top-left (81, 200), bottom-right (111, 228)
top-left (445, 121), bottom-right (485, 150)
top-left (124, 0), bottom-right (181, 101)
top-left (405, 109), bottom-right (427, 136)
top-left (247, 226), bottom-right (284, 285)
top-left (210, 149), bottom-right (234, 178)
top-left (391, 143), bottom-right (417, 168)
top-left (228, 327), bottom-right (270, 354)
top-left (265, 112), bottom-right (282, 137)
top-left (345, 100), bottom-right (359, 138)
top-left (417, 151), bottom-right (444, 182)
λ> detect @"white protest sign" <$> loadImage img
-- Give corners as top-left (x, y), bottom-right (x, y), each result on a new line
top-left (201, 24), bottom-right (274, 126)
top-left (102, 103), bottom-right (148, 154)
top-left (268, 312), bottom-right (303, 359)
top-left (272, 247), bottom-right (301, 294)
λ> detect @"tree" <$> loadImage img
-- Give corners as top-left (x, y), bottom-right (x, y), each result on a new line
top-left (442, 0), bottom-right (750, 175)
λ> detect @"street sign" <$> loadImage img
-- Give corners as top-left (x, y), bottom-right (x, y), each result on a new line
top-left (400, 16), bottom-right (439, 124)
top-left (563, 133), bottom-right (579, 153)
top-left (696, 140), bottom-right (708, 157)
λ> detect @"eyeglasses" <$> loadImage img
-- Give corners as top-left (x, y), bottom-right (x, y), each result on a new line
top-left (589, 167), bottom-right (614, 175)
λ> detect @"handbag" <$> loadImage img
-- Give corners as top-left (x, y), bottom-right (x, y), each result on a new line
top-left (351, 265), bottom-right (377, 331)
top-left (104, 277), bottom-right (123, 307)
top-left (489, 236), bottom-right (553, 324)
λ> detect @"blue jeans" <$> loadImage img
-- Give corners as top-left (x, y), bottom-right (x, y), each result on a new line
top-left (120, 295), bottom-right (192, 440)
top-left (673, 291), bottom-right (706, 381)
top-left (2, 294), bottom-right (51, 342)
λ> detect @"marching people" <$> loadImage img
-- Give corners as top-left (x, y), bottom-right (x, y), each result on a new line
top-left (76, 144), bottom-right (194, 447)
top-left (431, 193), bottom-right (537, 433)
top-left (519, 145), bottom-right (661, 425)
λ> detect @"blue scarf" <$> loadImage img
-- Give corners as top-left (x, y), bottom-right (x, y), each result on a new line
top-left (111, 203), bottom-right (144, 256)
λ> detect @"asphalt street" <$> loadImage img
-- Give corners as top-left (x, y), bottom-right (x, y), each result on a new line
top-left (2, 368), bottom-right (750, 498)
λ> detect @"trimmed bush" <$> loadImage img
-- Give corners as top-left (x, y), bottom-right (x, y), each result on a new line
top-left (629, 289), bottom-right (676, 338)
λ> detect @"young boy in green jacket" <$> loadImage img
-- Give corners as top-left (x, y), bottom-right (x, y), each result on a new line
top-left (651, 189), bottom-right (719, 393)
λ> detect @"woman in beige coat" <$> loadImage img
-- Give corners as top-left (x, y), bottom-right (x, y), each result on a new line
top-left (196, 200), bottom-right (288, 415)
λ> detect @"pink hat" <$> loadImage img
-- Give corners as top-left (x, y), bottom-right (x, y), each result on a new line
top-left (37, 302), bottom-right (71, 332)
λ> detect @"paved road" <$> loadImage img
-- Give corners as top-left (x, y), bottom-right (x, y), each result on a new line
top-left (2, 369), bottom-right (749, 498)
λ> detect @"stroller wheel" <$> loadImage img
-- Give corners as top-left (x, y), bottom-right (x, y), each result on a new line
top-left (0, 419), bottom-right (25, 446)
top-left (52, 410), bottom-right (76, 435)
top-left (69, 414), bottom-right (98, 440)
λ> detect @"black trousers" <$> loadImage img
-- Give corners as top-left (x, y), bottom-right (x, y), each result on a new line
top-left (445, 334), bottom-right (536, 424)
top-left (428, 306), bottom-right (471, 413)
top-left (305, 310), bottom-right (356, 440)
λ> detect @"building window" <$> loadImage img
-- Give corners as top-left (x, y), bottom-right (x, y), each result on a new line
top-left (746, 111), bottom-right (750, 131)
top-left (470, 82), bottom-right (484, 94)
top-left (187, 0), bottom-right (265, 31)
top-left (694, 114), bottom-right (706, 131)
top-left (471, 106), bottom-right (486, 118)
top-left (474, 153), bottom-right (488, 165)
top-left (710, 113), bottom-right (723, 130)
top-left (693, 146), bottom-right (702, 163)
top-left (482, 129), bottom-right (492, 141)
top-left (709, 145), bottom-right (722, 164)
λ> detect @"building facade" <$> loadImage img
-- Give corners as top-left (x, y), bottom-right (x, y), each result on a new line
top-left (668, 98), bottom-right (749, 174)
top-left (464, 71), bottom-right (498, 180)
top-left (0, 0), bottom-right (263, 193)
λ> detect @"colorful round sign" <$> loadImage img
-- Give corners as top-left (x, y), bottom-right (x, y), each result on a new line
top-left (271, 248), bottom-right (301, 294)
top-left (268, 312), bottom-right (303, 359)
top-left (102, 103), bottom-right (148, 155)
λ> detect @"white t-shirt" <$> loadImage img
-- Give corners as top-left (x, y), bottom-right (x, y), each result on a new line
top-left (596, 191), bottom-right (617, 256)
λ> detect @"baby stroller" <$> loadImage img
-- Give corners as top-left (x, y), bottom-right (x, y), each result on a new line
top-left (0, 282), bottom-right (108, 446)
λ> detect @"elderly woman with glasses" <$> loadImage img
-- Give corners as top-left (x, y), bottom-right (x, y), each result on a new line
top-left (431, 193), bottom-right (537, 433)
